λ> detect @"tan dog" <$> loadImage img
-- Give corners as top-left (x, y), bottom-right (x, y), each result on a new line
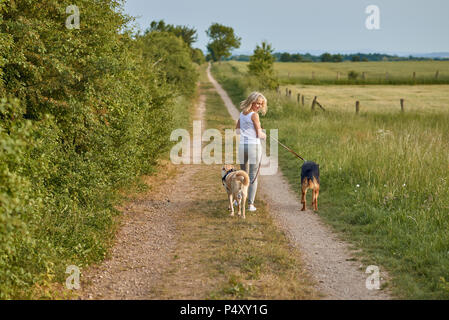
top-left (221, 165), bottom-right (250, 219)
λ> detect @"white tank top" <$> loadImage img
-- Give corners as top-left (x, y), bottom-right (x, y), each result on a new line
top-left (239, 111), bottom-right (260, 145)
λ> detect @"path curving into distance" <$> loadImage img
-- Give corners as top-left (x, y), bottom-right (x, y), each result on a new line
top-left (207, 63), bottom-right (392, 300)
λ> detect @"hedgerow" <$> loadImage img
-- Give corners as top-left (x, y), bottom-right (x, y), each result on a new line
top-left (0, 0), bottom-right (198, 298)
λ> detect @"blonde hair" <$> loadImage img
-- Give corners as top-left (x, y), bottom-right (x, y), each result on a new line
top-left (240, 92), bottom-right (267, 115)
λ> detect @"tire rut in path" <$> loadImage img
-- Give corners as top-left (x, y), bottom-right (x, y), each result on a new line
top-left (207, 63), bottom-right (391, 300)
top-left (79, 91), bottom-right (206, 299)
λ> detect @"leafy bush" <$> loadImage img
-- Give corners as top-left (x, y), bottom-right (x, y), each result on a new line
top-left (0, 0), bottom-right (197, 298)
top-left (0, 98), bottom-right (39, 298)
top-left (348, 70), bottom-right (359, 80)
top-left (137, 31), bottom-right (198, 96)
top-left (206, 23), bottom-right (241, 62)
top-left (192, 48), bottom-right (206, 65)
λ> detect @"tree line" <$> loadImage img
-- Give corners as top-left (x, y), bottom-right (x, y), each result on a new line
top-left (230, 52), bottom-right (447, 62)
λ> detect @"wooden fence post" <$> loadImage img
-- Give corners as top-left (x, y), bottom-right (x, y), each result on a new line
top-left (288, 89), bottom-right (292, 97)
top-left (311, 96), bottom-right (317, 110)
top-left (297, 93), bottom-right (300, 104)
top-left (435, 70), bottom-right (440, 79)
top-left (413, 72), bottom-right (416, 80)
top-left (362, 72), bottom-right (366, 80)
top-left (301, 95), bottom-right (305, 106)
top-left (336, 72), bottom-right (340, 80)
top-left (316, 99), bottom-right (325, 111)
top-left (312, 72), bottom-right (315, 80)
top-left (400, 99), bottom-right (405, 112)
top-left (285, 88), bottom-right (288, 96)
top-left (356, 101), bottom-right (360, 114)
top-left (385, 72), bottom-right (389, 80)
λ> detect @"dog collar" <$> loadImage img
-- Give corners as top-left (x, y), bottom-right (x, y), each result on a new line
top-left (222, 169), bottom-right (235, 183)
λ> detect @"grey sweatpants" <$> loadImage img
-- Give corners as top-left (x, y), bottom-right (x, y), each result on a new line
top-left (238, 143), bottom-right (262, 205)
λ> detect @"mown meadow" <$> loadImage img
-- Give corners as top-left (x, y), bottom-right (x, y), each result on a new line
top-left (212, 61), bottom-right (449, 299)
top-left (0, 0), bottom-right (200, 298)
top-left (227, 60), bottom-right (449, 85)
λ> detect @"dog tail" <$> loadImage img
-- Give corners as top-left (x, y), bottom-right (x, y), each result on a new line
top-left (235, 171), bottom-right (250, 186)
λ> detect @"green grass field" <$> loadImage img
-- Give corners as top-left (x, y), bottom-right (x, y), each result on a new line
top-left (212, 61), bottom-right (449, 299)
top-left (227, 60), bottom-right (449, 85)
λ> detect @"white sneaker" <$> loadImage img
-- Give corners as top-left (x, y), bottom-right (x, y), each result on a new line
top-left (234, 200), bottom-right (238, 206)
top-left (248, 204), bottom-right (257, 212)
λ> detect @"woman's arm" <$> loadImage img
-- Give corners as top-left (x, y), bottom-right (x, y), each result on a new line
top-left (251, 113), bottom-right (266, 139)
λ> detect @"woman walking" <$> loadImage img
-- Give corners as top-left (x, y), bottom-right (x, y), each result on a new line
top-left (236, 92), bottom-right (267, 212)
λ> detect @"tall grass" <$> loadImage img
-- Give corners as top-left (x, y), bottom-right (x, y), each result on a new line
top-left (212, 61), bottom-right (449, 299)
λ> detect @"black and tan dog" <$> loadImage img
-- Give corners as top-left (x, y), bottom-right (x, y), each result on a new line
top-left (221, 165), bottom-right (250, 219)
top-left (301, 161), bottom-right (320, 211)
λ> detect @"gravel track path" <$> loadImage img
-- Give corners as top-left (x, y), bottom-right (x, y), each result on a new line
top-left (79, 91), bottom-right (207, 299)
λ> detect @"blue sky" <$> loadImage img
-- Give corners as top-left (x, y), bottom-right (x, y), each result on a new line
top-left (123, 0), bottom-right (449, 55)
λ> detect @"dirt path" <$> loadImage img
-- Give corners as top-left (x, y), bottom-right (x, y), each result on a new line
top-left (207, 64), bottom-right (392, 300)
top-left (79, 90), bottom-right (206, 300)
top-left (80, 65), bottom-right (391, 300)
top-left (79, 76), bottom-right (317, 300)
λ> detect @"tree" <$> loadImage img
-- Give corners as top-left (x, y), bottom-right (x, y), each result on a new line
top-left (280, 52), bottom-right (291, 62)
top-left (137, 31), bottom-right (198, 96)
top-left (206, 23), bottom-right (241, 62)
top-left (192, 48), bottom-right (206, 65)
top-left (352, 55), bottom-right (361, 62)
top-left (147, 20), bottom-right (198, 48)
top-left (248, 41), bottom-right (278, 89)
top-left (332, 54), bottom-right (343, 62)
top-left (321, 52), bottom-right (333, 62)
top-left (291, 53), bottom-right (303, 62)
top-left (321, 53), bottom-right (342, 62)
